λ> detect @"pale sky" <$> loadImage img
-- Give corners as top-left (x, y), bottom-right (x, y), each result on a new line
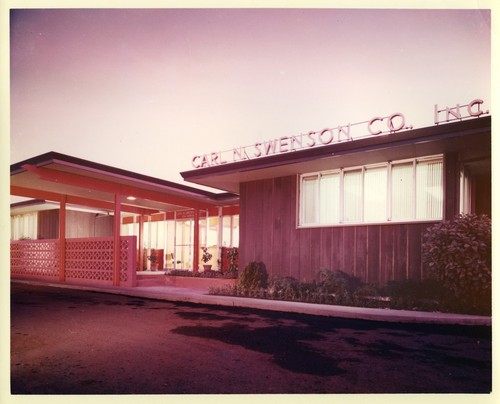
top-left (8, 5), bottom-right (492, 188)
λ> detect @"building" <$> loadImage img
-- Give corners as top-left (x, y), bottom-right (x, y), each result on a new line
top-left (10, 152), bottom-right (239, 287)
top-left (181, 102), bottom-right (491, 286)
top-left (10, 100), bottom-right (491, 289)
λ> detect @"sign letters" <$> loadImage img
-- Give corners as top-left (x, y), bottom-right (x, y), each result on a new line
top-left (192, 98), bottom-right (488, 169)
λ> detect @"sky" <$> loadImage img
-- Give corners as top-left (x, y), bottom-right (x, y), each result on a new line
top-left (0, 4), bottom-right (497, 400)
top-left (8, 5), bottom-right (492, 190)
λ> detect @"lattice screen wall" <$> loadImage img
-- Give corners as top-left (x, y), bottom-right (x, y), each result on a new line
top-left (11, 240), bottom-right (59, 279)
top-left (11, 236), bottom-right (137, 287)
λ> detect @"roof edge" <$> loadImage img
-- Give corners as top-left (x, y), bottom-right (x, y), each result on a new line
top-left (11, 151), bottom-right (239, 202)
top-left (181, 116), bottom-right (491, 181)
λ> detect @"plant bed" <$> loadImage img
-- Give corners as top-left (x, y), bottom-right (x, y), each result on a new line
top-left (208, 262), bottom-right (492, 316)
top-left (164, 275), bottom-right (237, 289)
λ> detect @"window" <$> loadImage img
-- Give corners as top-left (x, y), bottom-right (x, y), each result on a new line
top-left (343, 169), bottom-right (362, 222)
top-left (364, 166), bottom-right (387, 222)
top-left (416, 159), bottom-right (443, 219)
top-left (459, 166), bottom-right (472, 214)
top-left (391, 162), bottom-right (413, 220)
top-left (222, 214), bottom-right (239, 247)
top-left (299, 155), bottom-right (443, 226)
top-left (320, 172), bottom-right (340, 223)
top-left (300, 175), bottom-right (319, 224)
top-left (11, 212), bottom-right (38, 240)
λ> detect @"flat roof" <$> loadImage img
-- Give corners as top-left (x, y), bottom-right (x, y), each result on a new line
top-left (11, 151), bottom-right (238, 215)
top-left (181, 116), bottom-right (491, 193)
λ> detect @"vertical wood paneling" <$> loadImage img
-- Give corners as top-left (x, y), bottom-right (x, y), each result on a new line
top-left (271, 178), bottom-right (282, 278)
top-left (299, 228), bottom-right (312, 280)
top-left (37, 209), bottom-right (59, 239)
top-left (331, 227), bottom-right (342, 271)
top-left (394, 224), bottom-right (408, 281)
top-left (95, 216), bottom-right (113, 237)
top-left (239, 175), bottom-right (436, 286)
top-left (247, 180), bottom-right (263, 263)
top-left (260, 179), bottom-right (274, 275)
top-left (310, 226), bottom-right (322, 277)
top-left (38, 210), bottom-right (114, 240)
top-left (66, 210), bottom-right (88, 238)
top-left (407, 224), bottom-right (423, 280)
top-left (319, 228), bottom-right (332, 270)
top-left (355, 226), bottom-right (367, 282)
top-left (342, 227), bottom-right (355, 275)
top-left (367, 226), bottom-right (380, 284)
top-left (289, 178), bottom-right (301, 280)
top-left (280, 176), bottom-right (293, 276)
top-left (380, 226), bottom-right (395, 285)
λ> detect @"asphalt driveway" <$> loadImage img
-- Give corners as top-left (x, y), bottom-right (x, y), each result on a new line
top-left (10, 282), bottom-right (491, 394)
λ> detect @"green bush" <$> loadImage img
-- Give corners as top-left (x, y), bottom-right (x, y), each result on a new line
top-left (238, 261), bottom-right (268, 295)
top-left (208, 253), bottom-right (492, 315)
top-left (165, 269), bottom-right (237, 279)
top-left (265, 270), bottom-right (376, 306)
top-left (315, 269), bottom-right (363, 304)
top-left (226, 247), bottom-right (239, 277)
top-left (423, 214), bottom-right (491, 314)
top-left (268, 276), bottom-right (301, 300)
top-left (382, 278), bottom-right (444, 311)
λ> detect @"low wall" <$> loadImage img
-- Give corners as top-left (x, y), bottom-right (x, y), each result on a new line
top-left (11, 239), bottom-right (60, 281)
top-left (11, 236), bottom-right (137, 287)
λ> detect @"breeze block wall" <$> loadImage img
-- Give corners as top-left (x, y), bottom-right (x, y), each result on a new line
top-left (11, 236), bottom-right (137, 287)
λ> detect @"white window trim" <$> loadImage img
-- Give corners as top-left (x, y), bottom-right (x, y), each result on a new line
top-left (298, 154), bottom-right (444, 228)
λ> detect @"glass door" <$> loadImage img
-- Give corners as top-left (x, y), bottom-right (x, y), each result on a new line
top-left (174, 219), bottom-right (193, 270)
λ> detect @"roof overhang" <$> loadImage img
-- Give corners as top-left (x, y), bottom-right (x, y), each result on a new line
top-left (181, 117), bottom-right (491, 193)
top-left (11, 152), bottom-right (238, 215)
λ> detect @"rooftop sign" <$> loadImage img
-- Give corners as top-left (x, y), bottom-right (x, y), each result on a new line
top-left (192, 98), bottom-right (488, 169)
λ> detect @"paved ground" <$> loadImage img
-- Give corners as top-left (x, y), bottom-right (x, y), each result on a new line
top-left (10, 282), bottom-right (492, 394)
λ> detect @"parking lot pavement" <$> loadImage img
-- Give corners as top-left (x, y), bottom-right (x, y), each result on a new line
top-left (12, 279), bottom-right (491, 326)
top-left (10, 282), bottom-right (492, 394)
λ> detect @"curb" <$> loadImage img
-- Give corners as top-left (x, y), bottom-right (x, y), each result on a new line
top-left (11, 279), bottom-right (492, 326)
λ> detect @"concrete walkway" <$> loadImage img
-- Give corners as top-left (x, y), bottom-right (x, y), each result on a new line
top-left (11, 279), bottom-right (491, 326)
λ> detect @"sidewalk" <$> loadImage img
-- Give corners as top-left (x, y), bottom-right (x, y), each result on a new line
top-left (11, 279), bottom-right (491, 326)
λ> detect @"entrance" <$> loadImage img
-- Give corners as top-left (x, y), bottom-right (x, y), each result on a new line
top-left (460, 159), bottom-right (491, 216)
top-left (174, 218), bottom-right (193, 270)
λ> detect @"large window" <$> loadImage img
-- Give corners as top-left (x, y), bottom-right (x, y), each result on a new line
top-left (299, 155), bottom-right (443, 226)
top-left (11, 212), bottom-right (38, 240)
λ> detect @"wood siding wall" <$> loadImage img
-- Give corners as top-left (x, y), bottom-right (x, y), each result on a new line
top-left (38, 209), bottom-right (114, 239)
top-left (239, 176), bottom-right (440, 286)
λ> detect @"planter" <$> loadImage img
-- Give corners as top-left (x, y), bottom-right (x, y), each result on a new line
top-left (164, 275), bottom-right (236, 290)
top-left (203, 264), bottom-right (212, 270)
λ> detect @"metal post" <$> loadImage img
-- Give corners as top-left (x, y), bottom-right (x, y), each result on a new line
top-left (193, 208), bottom-right (200, 272)
top-left (59, 195), bottom-right (66, 282)
top-left (138, 215), bottom-right (144, 271)
top-left (113, 193), bottom-right (121, 286)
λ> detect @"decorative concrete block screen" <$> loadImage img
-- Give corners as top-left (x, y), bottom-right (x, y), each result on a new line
top-left (11, 239), bottom-right (60, 280)
top-left (65, 236), bottom-right (137, 287)
top-left (11, 236), bottom-right (137, 287)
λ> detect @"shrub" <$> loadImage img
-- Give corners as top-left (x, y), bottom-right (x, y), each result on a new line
top-left (208, 284), bottom-right (239, 296)
top-left (226, 247), bottom-right (239, 277)
top-left (268, 276), bottom-right (301, 300)
top-left (382, 278), bottom-right (444, 311)
top-left (423, 214), bottom-right (491, 314)
top-left (315, 269), bottom-right (363, 304)
top-left (238, 261), bottom-right (268, 295)
top-left (165, 269), bottom-right (196, 277)
top-left (165, 269), bottom-right (237, 279)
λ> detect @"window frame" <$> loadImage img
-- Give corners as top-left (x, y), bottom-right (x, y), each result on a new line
top-left (298, 154), bottom-right (444, 228)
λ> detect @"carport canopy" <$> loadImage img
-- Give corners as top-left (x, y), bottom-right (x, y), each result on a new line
top-left (11, 152), bottom-right (237, 285)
